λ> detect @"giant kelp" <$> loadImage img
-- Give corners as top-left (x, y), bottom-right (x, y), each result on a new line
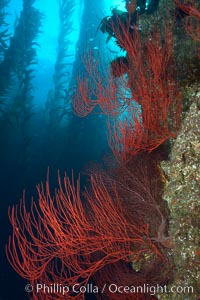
top-left (0, 0), bottom-right (10, 117)
top-left (45, 0), bottom-right (75, 127)
top-left (0, 0), bottom-right (10, 65)
top-left (43, 0), bottom-right (75, 168)
top-left (0, 0), bottom-right (42, 170)
top-left (0, 0), bottom-right (41, 99)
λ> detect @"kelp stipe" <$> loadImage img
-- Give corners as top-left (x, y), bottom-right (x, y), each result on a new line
top-left (0, 0), bottom-right (11, 118)
top-left (44, 0), bottom-right (75, 167)
top-left (9, 0), bottom-right (42, 167)
top-left (45, 0), bottom-right (75, 126)
top-left (0, 0), bottom-right (42, 170)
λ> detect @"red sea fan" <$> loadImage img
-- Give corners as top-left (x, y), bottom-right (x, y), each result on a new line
top-left (73, 21), bottom-right (182, 162)
top-left (175, 1), bottom-right (200, 46)
top-left (6, 172), bottom-right (164, 299)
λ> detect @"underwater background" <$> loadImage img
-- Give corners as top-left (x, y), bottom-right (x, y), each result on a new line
top-left (1, 0), bottom-right (111, 298)
top-left (0, 0), bottom-right (200, 299)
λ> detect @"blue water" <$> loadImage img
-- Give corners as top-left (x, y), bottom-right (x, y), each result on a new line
top-left (0, 0), bottom-right (127, 299)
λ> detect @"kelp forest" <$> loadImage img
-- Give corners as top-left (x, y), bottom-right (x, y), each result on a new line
top-left (0, 0), bottom-right (200, 299)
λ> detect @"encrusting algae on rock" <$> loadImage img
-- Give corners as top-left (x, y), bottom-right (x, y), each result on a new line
top-left (161, 88), bottom-right (200, 300)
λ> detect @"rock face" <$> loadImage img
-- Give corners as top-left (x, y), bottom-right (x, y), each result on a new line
top-left (161, 91), bottom-right (200, 300)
